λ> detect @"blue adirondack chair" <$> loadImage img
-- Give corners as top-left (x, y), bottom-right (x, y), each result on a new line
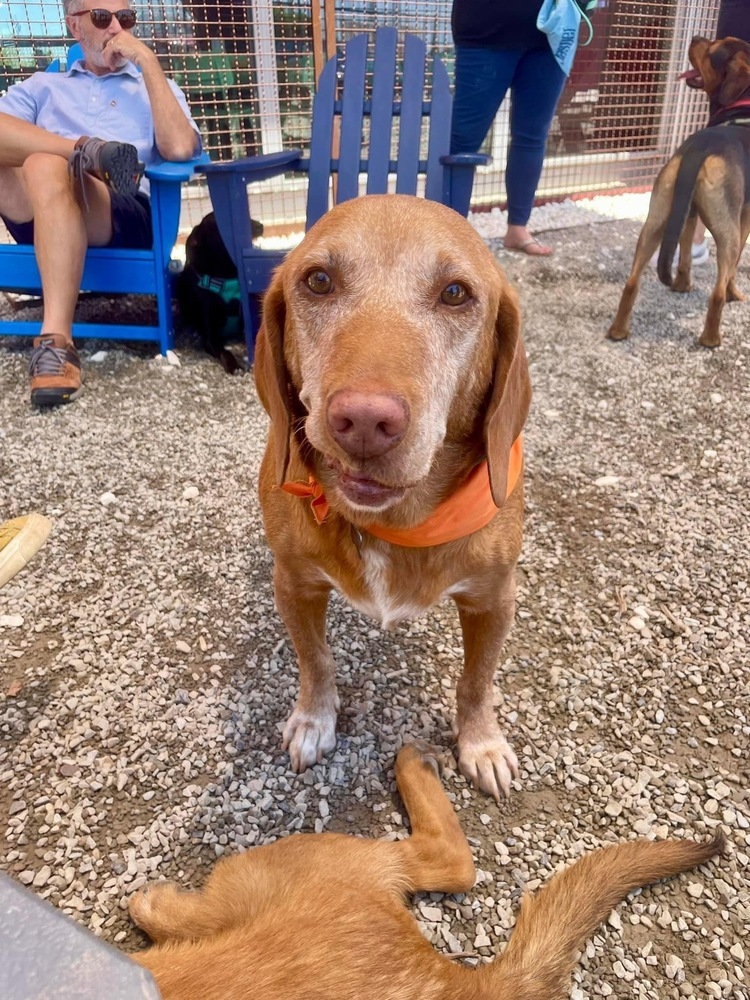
top-left (198, 27), bottom-right (489, 363)
top-left (0, 43), bottom-right (209, 354)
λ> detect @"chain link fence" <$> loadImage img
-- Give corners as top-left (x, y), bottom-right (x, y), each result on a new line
top-left (0, 1), bottom-right (722, 241)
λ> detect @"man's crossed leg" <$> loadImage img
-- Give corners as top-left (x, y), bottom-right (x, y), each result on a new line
top-left (0, 112), bottom-right (145, 407)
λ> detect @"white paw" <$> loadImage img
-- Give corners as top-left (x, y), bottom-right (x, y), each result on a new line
top-left (456, 730), bottom-right (519, 801)
top-left (282, 702), bottom-right (338, 772)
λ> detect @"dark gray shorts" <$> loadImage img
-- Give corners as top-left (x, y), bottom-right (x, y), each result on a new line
top-left (2, 190), bottom-right (153, 249)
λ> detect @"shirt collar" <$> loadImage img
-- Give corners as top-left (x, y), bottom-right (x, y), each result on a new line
top-left (67, 58), bottom-right (141, 80)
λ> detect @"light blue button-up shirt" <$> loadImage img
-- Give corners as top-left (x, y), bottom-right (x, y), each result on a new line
top-left (0, 59), bottom-right (200, 194)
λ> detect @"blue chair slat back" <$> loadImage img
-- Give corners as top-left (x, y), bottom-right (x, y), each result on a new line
top-left (306, 27), bottom-right (453, 226)
top-left (395, 32), bottom-right (428, 196)
top-left (425, 56), bottom-right (454, 204)
top-left (335, 32), bottom-right (369, 206)
top-left (365, 28), bottom-right (398, 195)
top-left (68, 41), bottom-right (83, 68)
top-left (200, 26), bottom-right (489, 363)
top-left (305, 56), bottom-right (339, 227)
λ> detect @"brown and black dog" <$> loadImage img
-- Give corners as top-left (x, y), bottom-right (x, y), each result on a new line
top-left (609, 35), bottom-right (750, 348)
top-left (128, 742), bottom-right (723, 1000)
top-left (252, 195), bottom-right (531, 801)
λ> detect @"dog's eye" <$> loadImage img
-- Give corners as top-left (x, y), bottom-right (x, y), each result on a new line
top-left (440, 282), bottom-right (469, 306)
top-left (305, 270), bottom-right (333, 295)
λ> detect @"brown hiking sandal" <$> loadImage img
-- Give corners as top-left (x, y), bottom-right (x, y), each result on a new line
top-left (29, 333), bottom-right (82, 408)
top-left (0, 514), bottom-right (53, 589)
top-left (68, 136), bottom-right (144, 204)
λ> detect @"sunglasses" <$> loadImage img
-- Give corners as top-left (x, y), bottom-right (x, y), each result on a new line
top-left (69, 8), bottom-right (137, 30)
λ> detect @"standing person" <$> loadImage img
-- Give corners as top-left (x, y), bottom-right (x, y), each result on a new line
top-left (450, 0), bottom-right (581, 257)
top-left (0, 1), bottom-right (201, 409)
top-left (687, 0), bottom-right (750, 264)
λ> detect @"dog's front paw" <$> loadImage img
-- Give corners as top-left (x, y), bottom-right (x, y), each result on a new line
top-left (455, 729), bottom-right (519, 801)
top-left (282, 701), bottom-right (339, 771)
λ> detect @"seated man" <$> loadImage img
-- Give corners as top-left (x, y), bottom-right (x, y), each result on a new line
top-left (0, 0), bottom-right (201, 408)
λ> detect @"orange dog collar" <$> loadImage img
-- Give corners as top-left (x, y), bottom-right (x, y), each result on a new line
top-left (280, 435), bottom-right (523, 548)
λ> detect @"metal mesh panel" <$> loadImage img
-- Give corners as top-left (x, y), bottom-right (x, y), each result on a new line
top-left (0, 0), bottom-right (725, 240)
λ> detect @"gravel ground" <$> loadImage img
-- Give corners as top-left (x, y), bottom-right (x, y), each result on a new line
top-left (1, 201), bottom-right (749, 999)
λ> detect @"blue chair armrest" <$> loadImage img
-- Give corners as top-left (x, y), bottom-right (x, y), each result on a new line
top-left (146, 152), bottom-right (211, 184)
top-left (439, 153), bottom-right (493, 168)
top-left (439, 153), bottom-right (492, 216)
top-left (198, 149), bottom-right (303, 184)
top-left (198, 152), bottom-right (304, 267)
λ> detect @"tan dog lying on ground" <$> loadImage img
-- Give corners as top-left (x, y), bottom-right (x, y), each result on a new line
top-left (609, 35), bottom-right (750, 348)
top-left (253, 194), bottom-right (532, 800)
top-left (128, 741), bottom-right (723, 1000)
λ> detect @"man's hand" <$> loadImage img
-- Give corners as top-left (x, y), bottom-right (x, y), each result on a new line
top-left (102, 33), bottom-right (157, 73)
top-left (99, 32), bottom-right (199, 161)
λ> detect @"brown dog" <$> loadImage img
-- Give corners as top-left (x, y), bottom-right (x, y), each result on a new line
top-left (128, 741), bottom-right (723, 1000)
top-left (609, 35), bottom-right (750, 348)
top-left (253, 194), bottom-right (531, 800)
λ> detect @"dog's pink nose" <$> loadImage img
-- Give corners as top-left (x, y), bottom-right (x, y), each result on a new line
top-left (327, 389), bottom-right (409, 459)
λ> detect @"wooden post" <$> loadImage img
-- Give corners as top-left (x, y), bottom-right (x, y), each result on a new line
top-left (324, 0), bottom-right (336, 58)
top-left (311, 0), bottom-right (325, 84)
top-left (313, 0), bottom-right (340, 207)
top-left (311, 0), bottom-right (337, 82)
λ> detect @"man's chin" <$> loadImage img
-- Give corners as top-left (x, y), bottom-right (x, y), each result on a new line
top-left (89, 51), bottom-right (127, 72)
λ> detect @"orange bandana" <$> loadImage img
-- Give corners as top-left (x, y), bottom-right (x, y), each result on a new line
top-left (280, 435), bottom-right (523, 548)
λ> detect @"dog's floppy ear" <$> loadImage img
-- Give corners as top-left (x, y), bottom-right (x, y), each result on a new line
top-left (254, 268), bottom-right (293, 484)
top-left (483, 278), bottom-right (532, 507)
top-left (718, 49), bottom-right (750, 105)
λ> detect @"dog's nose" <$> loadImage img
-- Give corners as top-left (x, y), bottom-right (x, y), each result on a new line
top-left (327, 389), bottom-right (409, 459)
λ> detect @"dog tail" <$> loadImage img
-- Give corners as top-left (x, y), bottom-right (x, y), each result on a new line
top-left (656, 150), bottom-right (704, 287)
top-left (480, 834), bottom-right (723, 999)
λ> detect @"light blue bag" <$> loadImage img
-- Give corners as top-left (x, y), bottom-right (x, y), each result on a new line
top-left (536, 0), bottom-right (595, 77)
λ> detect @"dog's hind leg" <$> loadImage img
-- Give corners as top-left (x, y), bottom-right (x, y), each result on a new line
top-left (607, 170), bottom-right (676, 340)
top-left (130, 838), bottom-right (295, 945)
top-left (672, 212), bottom-right (697, 293)
top-left (700, 226), bottom-right (741, 348)
top-left (392, 741), bottom-right (476, 894)
top-left (700, 243), bottom-right (737, 348)
top-left (698, 168), bottom-right (744, 346)
top-left (727, 205), bottom-right (750, 302)
top-left (129, 880), bottom-right (227, 945)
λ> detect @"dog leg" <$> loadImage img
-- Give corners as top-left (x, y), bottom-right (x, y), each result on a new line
top-left (672, 214), bottom-right (697, 293)
top-left (700, 228), bottom-right (740, 348)
top-left (130, 881), bottom-right (225, 944)
top-left (727, 277), bottom-right (746, 303)
top-left (607, 222), bottom-right (665, 340)
top-left (700, 281), bottom-right (729, 348)
top-left (727, 208), bottom-right (750, 302)
top-left (130, 844), bottom-right (286, 944)
top-left (392, 741), bottom-right (476, 893)
top-left (274, 563), bottom-right (340, 771)
top-left (452, 574), bottom-right (518, 801)
top-left (608, 170), bottom-right (676, 340)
